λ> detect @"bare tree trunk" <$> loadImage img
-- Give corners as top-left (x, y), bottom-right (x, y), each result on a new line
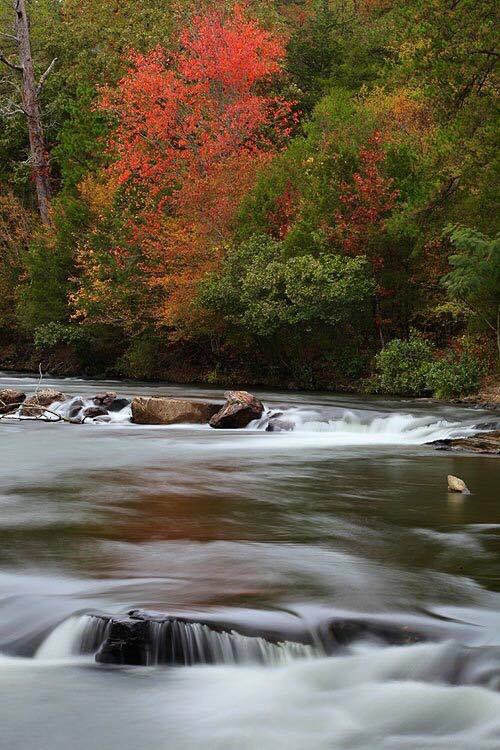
top-left (13, 0), bottom-right (52, 224)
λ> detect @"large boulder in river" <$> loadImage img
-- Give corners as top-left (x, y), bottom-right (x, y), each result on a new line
top-left (20, 388), bottom-right (67, 416)
top-left (131, 396), bottom-right (221, 425)
top-left (0, 388), bottom-right (25, 414)
top-left (209, 390), bottom-right (264, 429)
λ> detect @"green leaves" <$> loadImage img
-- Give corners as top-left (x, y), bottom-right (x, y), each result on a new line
top-left (198, 234), bottom-right (374, 338)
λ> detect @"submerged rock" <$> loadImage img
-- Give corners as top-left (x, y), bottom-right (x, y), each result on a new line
top-left (20, 389), bottom-right (67, 416)
top-left (0, 388), bottom-right (25, 414)
top-left (447, 475), bottom-right (470, 493)
top-left (131, 396), bottom-right (221, 425)
top-left (430, 431), bottom-right (500, 455)
top-left (210, 390), bottom-right (264, 429)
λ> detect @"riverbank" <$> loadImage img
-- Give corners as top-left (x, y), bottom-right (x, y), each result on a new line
top-left (1, 343), bottom-right (498, 406)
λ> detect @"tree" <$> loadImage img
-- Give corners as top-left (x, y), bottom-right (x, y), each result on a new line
top-left (442, 226), bottom-right (500, 359)
top-left (74, 3), bottom-right (294, 331)
top-left (0, 0), bottom-right (56, 222)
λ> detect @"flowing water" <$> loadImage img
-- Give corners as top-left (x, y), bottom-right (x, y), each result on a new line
top-left (0, 372), bottom-right (499, 749)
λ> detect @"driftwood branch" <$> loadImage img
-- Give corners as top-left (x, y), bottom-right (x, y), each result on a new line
top-left (0, 404), bottom-right (80, 424)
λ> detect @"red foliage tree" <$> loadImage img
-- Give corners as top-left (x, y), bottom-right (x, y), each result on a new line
top-left (334, 131), bottom-right (399, 261)
top-left (86, 3), bottom-right (294, 330)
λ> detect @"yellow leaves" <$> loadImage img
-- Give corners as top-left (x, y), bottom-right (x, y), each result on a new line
top-left (78, 174), bottom-right (119, 218)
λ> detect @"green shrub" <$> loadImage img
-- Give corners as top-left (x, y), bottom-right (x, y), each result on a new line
top-left (371, 334), bottom-right (434, 396)
top-left (426, 352), bottom-right (485, 399)
top-left (33, 322), bottom-right (88, 349)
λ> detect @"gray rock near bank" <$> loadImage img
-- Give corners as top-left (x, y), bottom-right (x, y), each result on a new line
top-left (0, 388), bottom-right (26, 414)
top-left (210, 390), bottom-right (264, 429)
top-left (131, 396), bottom-right (221, 425)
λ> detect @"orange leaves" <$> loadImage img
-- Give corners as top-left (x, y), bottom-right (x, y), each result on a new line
top-left (178, 4), bottom-right (284, 91)
top-left (99, 4), bottom-right (291, 198)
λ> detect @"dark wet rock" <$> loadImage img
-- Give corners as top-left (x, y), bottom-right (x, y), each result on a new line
top-left (210, 390), bottom-right (264, 429)
top-left (0, 388), bottom-right (25, 414)
top-left (430, 430), bottom-right (500, 455)
top-left (21, 389), bottom-right (67, 416)
top-left (93, 609), bottom-right (461, 667)
top-left (131, 396), bottom-right (221, 425)
top-left (107, 397), bottom-right (130, 412)
top-left (474, 421), bottom-right (499, 431)
top-left (95, 617), bottom-right (151, 666)
top-left (93, 392), bottom-right (117, 408)
top-left (82, 406), bottom-right (108, 420)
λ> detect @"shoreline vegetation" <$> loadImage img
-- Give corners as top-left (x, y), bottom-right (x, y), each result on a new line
top-left (0, 2), bottom-right (498, 402)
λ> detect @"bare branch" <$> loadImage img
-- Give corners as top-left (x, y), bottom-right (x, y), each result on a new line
top-left (37, 57), bottom-right (57, 95)
top-left (0, 99), bottom-right (27, 117)
top-left (0, 50), bottom-right (22, 72)
top-left (0, 33), bottom-right (19, 42)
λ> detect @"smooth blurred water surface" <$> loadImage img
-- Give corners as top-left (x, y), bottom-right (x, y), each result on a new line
top-left (0, 373), bottom-right (499, 749)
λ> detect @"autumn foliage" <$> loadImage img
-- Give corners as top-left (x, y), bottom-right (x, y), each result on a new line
top-left (334, 132), bottom-right (399, 260)
top-left (74, 4), bottom-right (294, 330)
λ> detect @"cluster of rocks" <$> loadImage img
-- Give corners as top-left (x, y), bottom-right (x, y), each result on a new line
top-left (0, 387), bottom-right (130, 422)
top-left (1, 387), bottom-right (265, 429)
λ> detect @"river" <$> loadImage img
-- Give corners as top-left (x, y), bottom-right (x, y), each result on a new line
top-left (0, 373), bottom-right (499, 749)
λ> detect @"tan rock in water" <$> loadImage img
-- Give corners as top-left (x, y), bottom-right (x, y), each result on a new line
top-left (0, 388), bottom-right (25, 414)
top-left (21, 388), bottom-right (67, 416)
top-left (131, 396), bottom-right (221, 425)
top-left (447, 475), bottom-right (470, 494)
top-left (209, 390), bottom-right (264, 429)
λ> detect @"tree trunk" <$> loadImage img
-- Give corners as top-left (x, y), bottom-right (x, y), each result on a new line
top-left (13, 0), bottom-right (52, 224)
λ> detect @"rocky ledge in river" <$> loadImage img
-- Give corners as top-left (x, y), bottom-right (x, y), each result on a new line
top-left (85, 608), bottom-right (500, 689)
top-left (430, 430), bottom-right (500, 455)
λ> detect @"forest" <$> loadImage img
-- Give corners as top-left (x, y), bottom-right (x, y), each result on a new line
top-left (0, 0), bottom-right (498, 396)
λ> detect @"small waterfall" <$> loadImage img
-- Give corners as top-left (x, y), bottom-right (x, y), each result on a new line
top-left (148, 620), bottom-right (318, 666)
top-left (35, 615), bottom-right (109, 660)
top-left (260, 407), bottom-right (469, 443)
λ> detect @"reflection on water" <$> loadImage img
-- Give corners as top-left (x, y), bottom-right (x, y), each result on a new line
top-left (0, 373), bottom-right (499, 749)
